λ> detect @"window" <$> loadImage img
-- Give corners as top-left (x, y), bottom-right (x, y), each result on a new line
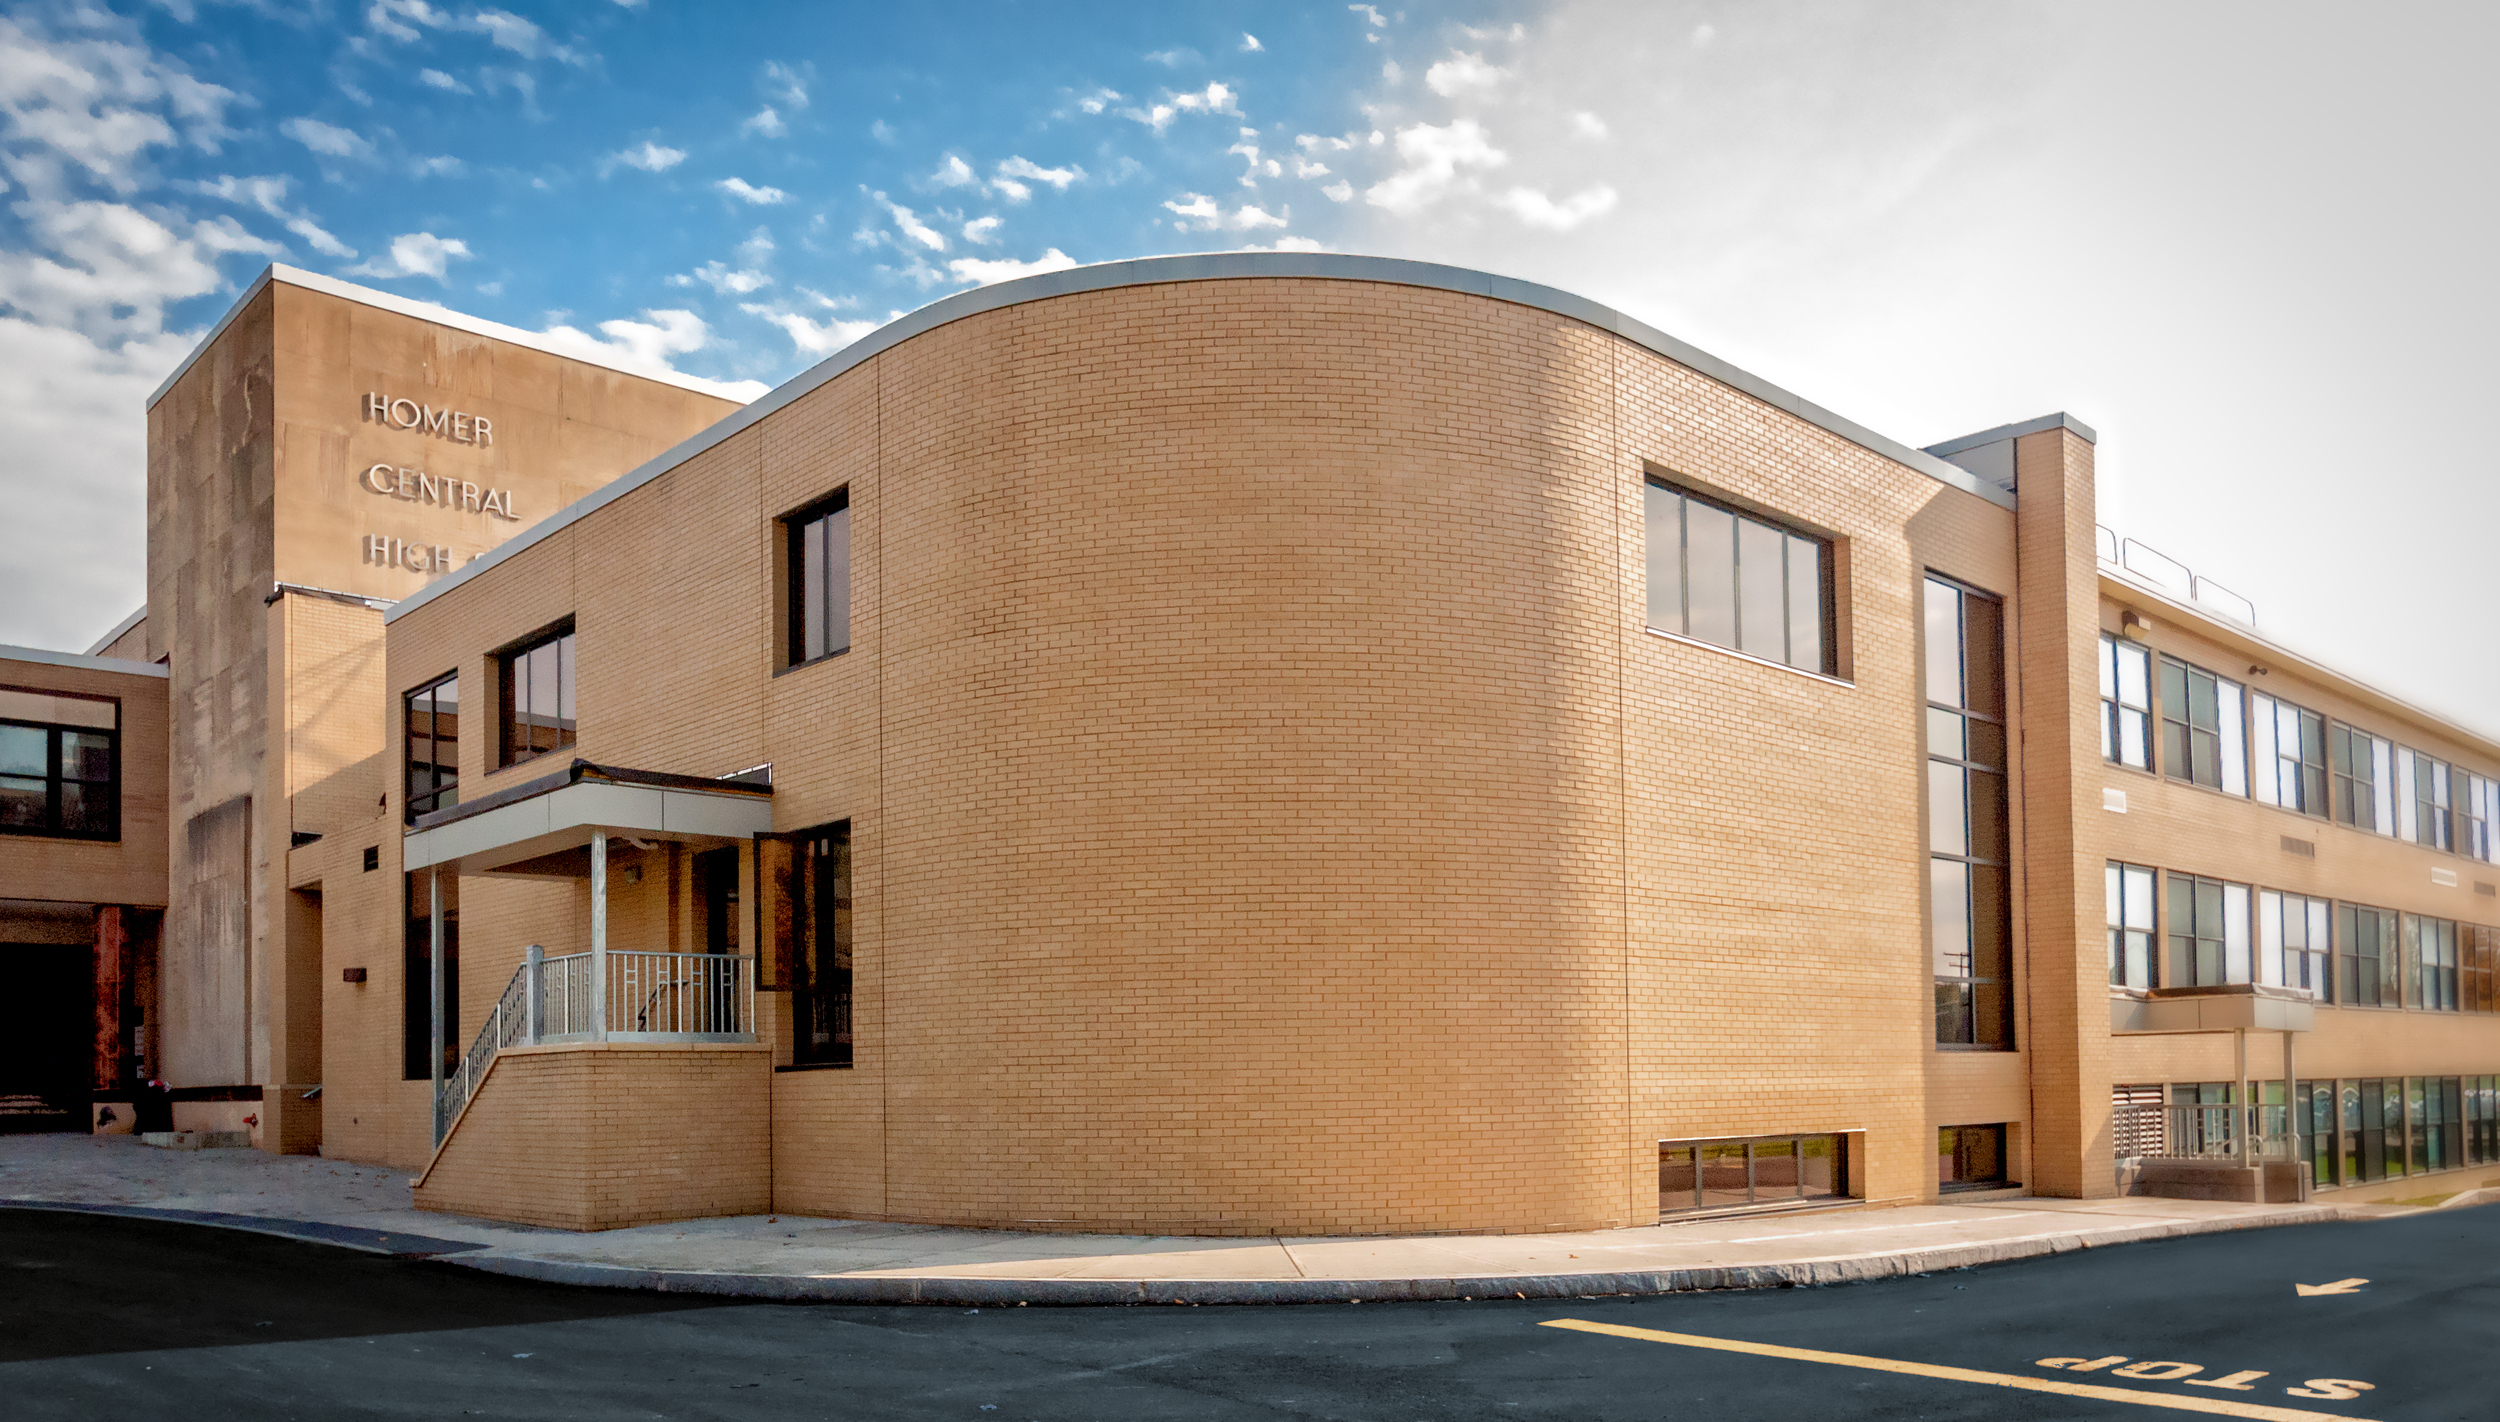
top-left (1938, 1124), bottom-right (2012, 1192)
top-left (2467, 926), bottom-right (2500, 1014)
top-left (498, 624), bottom-right (576, 767)
top-left (1644, 478), bottom-right (1833, 675)
top-left (402, 872), bottom-right (458, 1081)
top-left (403, 671), bottom-right (458, 823)
top-left (2467, 1076), bottom-right (2500, 1166)
top-left (0, 686), bottom-right (118, 841)
top-left (2107, 862), bottom-right (2156, 990)
top-left (2099, 635), bottom-right (2151, 769)
top-left (2329, 722), bottom-right (2393, 833)
top-left (695, 846), bottom-right (741, 956)
top-left (2158, 656), bottom-right (2246, 794)
top-left (2259, 889), bottom-right (2331, 997)
top-left (2301, 1081), bottom-right (2336, 1186)
top-left (2335, 902), bottom-right (2399, 1007)
top-left (2396, 749), bottom-right (2455, 851)
top-left (2167, 873), bottom-right (2250, 988)
top-left (791, 822), bottom-right (853, 1067)
top-left (2412, 1077), bottom-right (2462, 1173)
top-left (786, 490), bottom-right (852, 667)
top-left (2250, 693), bottom-right (2327, 816)
top-left (2403, 914), bottom-right (2459, 1011)
top-left (1659, 1134), bottom-right (1846, 1216)
top-left (2465, 773), bottom-right (2498, 862)
top-left (1925, 576), bottom-right (2010, 1048)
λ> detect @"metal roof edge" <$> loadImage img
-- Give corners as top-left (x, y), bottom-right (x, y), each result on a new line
top-left (146, 265), bottom-right (760, 411)
top-left (385, 250), bottom-right (2016, 626)
top-left (1, 643), bottom-right (170, 679)
top-left (1924, 411), bottom-right (2099, 459)
top-left (82, 604), bottom-right (147, 657)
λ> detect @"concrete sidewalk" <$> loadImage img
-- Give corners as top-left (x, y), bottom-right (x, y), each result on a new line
top-left (0, 1134), bottom-right (2431, 1305)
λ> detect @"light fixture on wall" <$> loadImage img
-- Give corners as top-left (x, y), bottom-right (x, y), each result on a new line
top-left (2119, 611), bottom-right (2153, 642)
top-left (623, 864), bottom-right (644, 885)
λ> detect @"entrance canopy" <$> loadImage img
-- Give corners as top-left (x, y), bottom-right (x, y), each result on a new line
top-left (404, 759), bottom-right (773, 879)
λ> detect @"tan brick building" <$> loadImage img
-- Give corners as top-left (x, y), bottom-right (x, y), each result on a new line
top-left (10, 254), bottom-right (2496, 1232)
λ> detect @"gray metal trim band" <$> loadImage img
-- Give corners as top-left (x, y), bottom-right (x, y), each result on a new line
top-left (1923, 410), bottom-right (2097, 458)
top-left (1, 643), bottom-right (169, 678)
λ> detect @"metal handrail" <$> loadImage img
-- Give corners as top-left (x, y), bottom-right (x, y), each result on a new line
top-left (2113, 1102), bottom-right (2297, 1162)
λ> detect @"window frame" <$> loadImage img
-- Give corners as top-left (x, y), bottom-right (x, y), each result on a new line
top-left (0, 692), bottom-right (120, 842)
top-left (2166, 871), bottom-right (2251, 988)
top-left (402, 669), bottom-right (459, 825)
top-left (2259, 887), bottom-right (2331, 998)
top-left (2157, 654), bottom-right (2247, 796)
top-left (2099, 634), bottom-right (2152, 771)
top-left (783, 488), bottom-right (853, 672)
top-left (1642, 475), bottom-right (1838, 678)
top-left (495, 620), bottom-right (578, 770)
top-left (2329, 722), bottom-right (2393, 834)
top-left (2250, 692), bottom-right (2328, 818)
top-left (786, 820), bottom-right (853, 1068)
top-left (2106, 861), bottom-right (2156, 990)
top-left (1925, 573), bottom-right (2012, 1050)
top-left (2335, 901), bottom-right (2400, 1007)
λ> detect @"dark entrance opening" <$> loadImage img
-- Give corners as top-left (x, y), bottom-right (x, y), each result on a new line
top-left (0, 942), bottom-right (91, 1132)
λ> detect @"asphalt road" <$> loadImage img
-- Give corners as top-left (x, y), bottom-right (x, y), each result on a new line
top-left (0, 1204), bottom-right (2489, 1421)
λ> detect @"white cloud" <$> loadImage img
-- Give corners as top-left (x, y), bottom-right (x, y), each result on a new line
top-left (672, 259), bottom-right (770, 295)
top-left (190, 172), bottom-right (357, 258)
top-left (1365, 118), bottom-right (1507, 215)
top-left (1120, 81), bottom-right (1239, 133)
top-left (1075, 86), bottom-right (1120, 115)
top-left (1495, 184), bottom-right (1619, 231)
top-left (534, 308), bottom-right (763, 398)
top-left (1241, 235), bottom-right (1324, 252)
top-left (418, 68), bottom-right (470, 94)
top-left (0, 200), bottom-right (270, 338)
top-left (1241, 33), bottom-right (1263, 53)
top-left (1691, 22), bottom-right (1716, 47)
top-left (946, 249), bottom-right (1078, 286)
top-left (1572, 111), bottom-right (1608, 139)
top-left (607, 140), bottom-right (685, 173)
top-left (1349, 4), bottom-right (1386, 27)
top-left (870, 118), bottom-right (896, 143)
top-left (995, 155), bottom-right (1080, 203)
top-left (931, 154), bottom-right (979, 188)
top-left (0, 14), bottom-right (239, 197)
top-left (1296, 133), bottom-right (1354, 153)
top-left (760, 60), bottom-right (808, 110)
top-left (718, 176), bottom-right (786, 204)
top-left (962, 215), bottom-right (1001, 244)
top-left (410, 155), bottom-right (462, 177)
top-left (367, 3), bottom-right (583, 65)
top-left (1425, 51), bottom-right (1507, 97)
top-left (279, 116), bottom-right (373, 161)
top-left (742, 106), bottom-right (785, 138)
top-left (1322, 180), bottom-right (1352, 202)
top-left (880, 197), bottom-right (946, 251)
top-left (1381, 60), bottom-right (1402, 84)
top-left (1292, 158), bottom-right (1330, 178)
top-left (742, 304), bottom-right (876, 356)
top-left (343, 230), bottom-right (471, 281)
top-left (1144, 48), bottom-right (1201, 67)
top-left (1162, 193), bottom-right (1288, 232)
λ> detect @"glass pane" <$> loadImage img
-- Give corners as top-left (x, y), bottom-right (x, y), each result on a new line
top-left (1960, 593), bottom-right (2002, 717)
top-left (1684, 501), bottom-right (1736, 648)
top-left (1798, 1135), bottom-right (1840, 1199)
top-left (1644, 483), bottom-right (1683, 634)
top-left (1927, 707), bottom-right (1964, 762)
top-left (59, 781), bottom-right (110, 833)
top-left (1923, 579), bottom-right (1961, 710)
top-left (2116, 642), bottom-right (2149, 710)
top-left (1928, 760), bottom-right (1967, 856)
top-left (0, 724), bottom-right (43, 778)
top-left (556, 634), bottom-right (576, 737)
top-left (0, 775), bottom-right (45, 827)
top-left (1935, 980), bottom-right (1975, 1045)
top-left (1785, 534), bottom-right (1823, 673)
top-left (62, 730), bottom-right (111, 782)
top-left (2250, 696), bottom-right (2279, 805)
top-left (2119, 708), bottom-right (2147, 768)
top-left (1737, 517), bottom-right (1787, 661)
top-left (1753, 1136), bottom-right (1800, 1198)
top-left (1966, 769), bottom-right (2007, 862)
top-left (2098, 636), bottom-right (2115, 701)
top-left (2218, 680), bottom-right (2246, 796)
top-left (1698, 1142), bottom-right (1749, 1208)
top-left (1966, 718), bottom-right (2005, 771)
top-left (802, 515), bottom-right (828, 661)
top-left (823, 505), bottom-right (852, 656)
top-left (1658, 1144), bottom-right (1697, 1212)
top-left (1931, 858), bottom-right (1971, 976)
top-left (2224, 883), bottom-right (2251, 983)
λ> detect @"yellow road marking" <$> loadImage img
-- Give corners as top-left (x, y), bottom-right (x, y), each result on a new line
top-left (2295, 1278), bottom-right (2368, 1297)
top-left (1536, 1319), bottom-right (2378, 1422)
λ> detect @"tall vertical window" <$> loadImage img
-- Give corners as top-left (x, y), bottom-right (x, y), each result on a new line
top-left (2098, 635), bottom-right (2151, 769)
top-left (786, 489), bottom-right (852, 667)
top-left (2466, 925), bottom-right (2499, 1014)
top-left (2167, 872), bottom-right (2250, 987)
top-left (497, 624), bottom-right (576, 767)
top-left (792, 821), bottom-right (853, 1067)
top-left (2468, 1076), bottom-right (2500, 1165)
top-left (2396, 749), bottom-right (2455, 851)
top-left (403, 672), bottom-right (459, 823)
top-left (2330, 723), bottom-right (2393, 833)
top-left (1644, 477), bottom-right (1833, 675)
top-left (402, 872), bottom-right (458, 1081)
top-left (2250, 693), bottom-right (2328, 816)
top-left (2336, 902), bottom-right (2399, 1007)
top-left (2259, 889), bottom-right (2331, 997)
top-left (0, 686), bottom-right (119, 841)
top-left (2402, 914), bottom-right (2459, 1011)
top-left (2107, 862), bottom-right (2156, 989)
top-left (2158, 656), bottom-right (2246, 795)
top-left (1925, 575), bottom-right (2010, 1048)
top-left (2464, 773), bottom-right (2498, 862)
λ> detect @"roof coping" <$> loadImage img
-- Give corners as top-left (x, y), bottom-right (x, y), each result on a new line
top-left (0, 644), bottom-right (170, 679)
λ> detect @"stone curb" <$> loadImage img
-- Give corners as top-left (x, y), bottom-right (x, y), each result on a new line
top-left (0, 1198), bottom-right (490, 1258)
top-left (442, 1204), bottom-right (2365, 1306)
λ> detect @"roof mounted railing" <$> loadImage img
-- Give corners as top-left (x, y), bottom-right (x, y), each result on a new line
top-left (2096, 525), bottom-right (2256, 626)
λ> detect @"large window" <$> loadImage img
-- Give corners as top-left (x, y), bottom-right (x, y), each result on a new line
top-left (402, 872), bottom-right (458, 1081)
top-left (1659, 1134), bottom-right (1846, 1216)
top-left (1938, 1124), bottom-right (2012, 1192)
top-left (2336, 902), bottom-right (2399, 1007)
top-left (498, 624), bottom-right (576, 767)
top-left (2250, 693), bottom-right (2327, 817)
top-left (2469, 1076), bottom-right (2500, 1166)
top-left (2259, 889), bottom-right (2331, 997)
top-left (2159, 656), bottom-right (2246, 795)
top-left (2466, 773), bottom-right (2499, 862)
top-left (2107, 862), bottom-right (2156, 990)
top-left (0, 686), bottom-right (118, 841)
top-left (786, 490), bottom-right (852, 667)
top-left (2330, 722), bottom-right (2393, 833)
top-left (2397, 749), bottom-right (2455, 851)
top-left (1926, 575), bottom-right (2010, 1048)
top-left (2404, 914), bottom-right (2459, 1011)
top-left (791, 821), bottom-right (853, 1067)
top-left (2468, 926), bottom-right (2500, 1014)
top-left (1643, 478), bottom-right (1833, 675)
top-left (2099, 635), bottom-right (2151, 770)
top-left (2167, 872), bottom-right (2250, 988)
top-left (403, 672), bottom-right (458, 823)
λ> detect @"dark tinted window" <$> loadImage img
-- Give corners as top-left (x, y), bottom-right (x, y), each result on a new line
top-left (787, 491), bottom-right (852, 667)
top-left (404, 671), bottom-right (458, 823)
top-left (498, 626), bottom-right (576, 767)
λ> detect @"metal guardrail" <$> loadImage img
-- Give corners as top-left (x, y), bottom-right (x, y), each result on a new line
top-left (2114, 1103), bottom-right (2296, 1161)
top-left (2095, 525), bottom-right (2257, 626)
top-left (434, 947), bottom-right (754, 1142)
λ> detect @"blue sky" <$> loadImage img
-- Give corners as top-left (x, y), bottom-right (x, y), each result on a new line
top-left (6, 1), bottom-right (2500, 738)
